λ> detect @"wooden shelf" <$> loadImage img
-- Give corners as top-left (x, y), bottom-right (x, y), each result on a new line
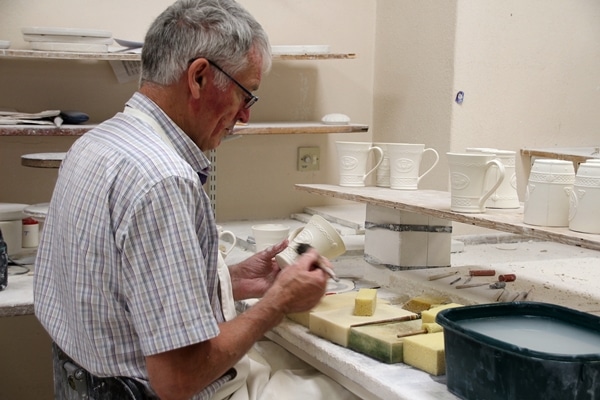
top-left (521, 147), bottom-right (600, 165)
top-left (1, 122), bottom-right (368, 137)
top-left (295, 184), bottom-right (600, 251)
top-left (0, 48), bottom-right (356, 62)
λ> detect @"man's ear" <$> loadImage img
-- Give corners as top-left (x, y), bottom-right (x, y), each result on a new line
top-left (188, 58), bottom-right (209, 97)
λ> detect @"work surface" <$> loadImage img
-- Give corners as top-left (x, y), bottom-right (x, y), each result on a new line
top-left (3, 236), bottom-right (600, 399)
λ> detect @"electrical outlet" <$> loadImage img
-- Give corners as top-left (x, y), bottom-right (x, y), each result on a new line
top-left (297, 147), bottom-right (320, 171)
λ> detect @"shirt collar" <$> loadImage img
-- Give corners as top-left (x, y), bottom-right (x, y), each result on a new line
top-left (126, 92), bottom-right (212, 177)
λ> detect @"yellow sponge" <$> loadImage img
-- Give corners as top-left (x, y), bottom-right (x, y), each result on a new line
top-left (287, 291), bottom-right (389, 327)
top-left (354, 288), bottom-right (378, 316)
top-left (403, 331), bottom-right (446, 375)
top-left (421, 303), bottom-right (463, 324)
top-left (403, 295), bottom-right (449, 314)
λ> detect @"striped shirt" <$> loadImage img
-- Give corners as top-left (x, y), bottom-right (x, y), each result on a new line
top-left (34, 92), bottom-right (230, 398)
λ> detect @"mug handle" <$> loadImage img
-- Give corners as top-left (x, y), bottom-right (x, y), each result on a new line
top-left (479, 159), bottom-right (505, 210)
top-left (219, 230), bottom-right (237, 255)
top-left (417, 148), bottom-right (440, 182)
top-left (363, 146), bottom-right (384, 182)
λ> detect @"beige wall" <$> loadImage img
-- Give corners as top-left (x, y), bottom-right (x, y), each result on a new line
top-left (0, 0), bottom-right (376, 221)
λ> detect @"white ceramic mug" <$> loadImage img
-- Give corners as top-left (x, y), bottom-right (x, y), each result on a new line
top-left (466, 148), bottom-right (520, 209)
top-left (216, 225), bottom-right (237, 258)
top-left (252, 223), bottom-right (290, 252)
top-left (275, 214), bottom-right (346, 269)
top-left (523, 159), bottom-right (575, 227)
top-left (568, 162), bottom-right (600, 234)
top-left (447, 152), bottom-right (506, 213)
top-left (336, 141), bottom-right (384, 187)
top-left (379, 143), bottom-right (439, 190)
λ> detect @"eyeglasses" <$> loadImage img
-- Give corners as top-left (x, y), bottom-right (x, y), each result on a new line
top-left (206, 59), bottom-right (259, 109)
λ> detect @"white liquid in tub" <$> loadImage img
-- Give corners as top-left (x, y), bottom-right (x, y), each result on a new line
top-left (459, 316), bottom-right (600, 355)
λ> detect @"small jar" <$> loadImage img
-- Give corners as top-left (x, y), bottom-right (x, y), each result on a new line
top-left (22, 217), bottom-right (39, 248)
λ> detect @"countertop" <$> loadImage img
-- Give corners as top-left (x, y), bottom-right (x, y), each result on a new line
top-left (3, 218), bottom-right (600, 399)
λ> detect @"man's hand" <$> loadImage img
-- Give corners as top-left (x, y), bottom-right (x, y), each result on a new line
top-left (229, 239), bottom-right (288, 300)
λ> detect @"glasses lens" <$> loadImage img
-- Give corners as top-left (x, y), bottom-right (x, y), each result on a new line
top-left (244, 95), bottom-right (258, 109)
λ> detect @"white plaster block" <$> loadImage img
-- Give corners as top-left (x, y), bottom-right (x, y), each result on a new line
top-left (364, 204), bottom-right (451, 269)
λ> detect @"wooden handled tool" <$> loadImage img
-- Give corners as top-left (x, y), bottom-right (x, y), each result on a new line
top-left (350, 313), bottom-right (421, 328)
top-left (427, 270), bottom-right (458, 281)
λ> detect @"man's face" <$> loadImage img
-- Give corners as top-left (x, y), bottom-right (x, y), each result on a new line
top-left (192, 50), bottom-right (263, 152)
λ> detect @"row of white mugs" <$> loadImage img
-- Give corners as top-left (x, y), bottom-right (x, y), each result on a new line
top-left (336, 141), bottom-right (600, 234)
top-left (335, 142), bottom-right (519, 211)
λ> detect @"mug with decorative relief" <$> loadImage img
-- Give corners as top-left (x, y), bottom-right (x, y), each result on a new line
top-left (336, 141), bottom-right (383, 187)
top-left (375, 142), bottom-right (439, 190)
top-left (275, 214), bottom-right (346, 269)
top-left (523, 159), bottom-right (575, 227)
top-left (466, 148), bottom-right (520, 209)
top-left (447, 152), bottom-right (505, 213)
top-left (568, 161), bottom-right (600, 234)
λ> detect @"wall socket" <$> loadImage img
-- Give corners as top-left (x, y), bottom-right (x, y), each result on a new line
top-left (297, 147), bottom-right (320, 171)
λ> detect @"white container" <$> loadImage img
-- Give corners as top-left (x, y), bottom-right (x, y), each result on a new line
top-left (523, 159), bottom-right (575, 227)
top-left (251, 223), bottom-right (290, 252)
top-left (568, 162), bottom-right (600, 234)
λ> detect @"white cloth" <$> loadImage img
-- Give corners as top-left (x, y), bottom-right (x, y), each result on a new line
top-left (216, 254), bottom-right (360, 400)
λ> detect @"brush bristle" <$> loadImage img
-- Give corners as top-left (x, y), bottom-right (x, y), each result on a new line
top-left (295, 242), bottom-right (312, 254)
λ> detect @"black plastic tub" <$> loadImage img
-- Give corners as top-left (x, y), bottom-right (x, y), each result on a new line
top-left (436, 302), bottom-right (600, 400)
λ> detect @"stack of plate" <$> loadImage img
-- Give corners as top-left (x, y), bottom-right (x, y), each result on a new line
top-left (22, 26), bottom-right (113, 53)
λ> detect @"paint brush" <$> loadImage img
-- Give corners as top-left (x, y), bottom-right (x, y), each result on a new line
top-left (295, 243), bottom-right (340, 282)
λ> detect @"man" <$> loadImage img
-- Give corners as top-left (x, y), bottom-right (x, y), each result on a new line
top-left (34, 1), bottom-right (351, 399)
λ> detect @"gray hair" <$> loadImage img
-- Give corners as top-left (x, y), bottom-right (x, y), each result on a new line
top-left (140, 0), bottom-right (271, 87)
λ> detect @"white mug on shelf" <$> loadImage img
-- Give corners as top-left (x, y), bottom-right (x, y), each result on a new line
top-left (447, 152), bottom-right (505, 213)
top-left (378, 143), bottom-right (439, 190)
top-left (466, 148), bottom-right (520, 209)
top-left (335, 141), bottom-right (383, 187)
top-left (523, 159), bottom-right (575, 227)
top-left (568, 162), bottom-right (600, 234)
top-left (216, 225), bottom-right (237, 258)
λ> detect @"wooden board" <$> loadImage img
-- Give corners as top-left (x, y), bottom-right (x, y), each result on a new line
top-left (1, 121), bottom-right (368, 137)
top-left (521, 147), bottom-right (600, 165)
top-left (295, 184), bottom-right (600, 251)
top-left (232, 122), bottom-right (369, 135)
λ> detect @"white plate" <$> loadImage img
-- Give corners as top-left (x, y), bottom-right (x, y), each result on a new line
top-left (22, 26), bottom-right (112, 38)
top-left (114, 38), bottom-right (143, 48)
top-left (23, 34), bottom-right (113, 45)
top-left (0, 40), bottom-right (10, 49)
top-left (30, 41), bottom-right (108, 53)
top-left (271, 45), bottom-right (330, 55)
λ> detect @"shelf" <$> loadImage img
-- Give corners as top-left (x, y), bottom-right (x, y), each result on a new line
top-left (0, 48), bottom-right (140, 61)
top-left (295, 184), bottom-right (600, 251)
top-left (521, 147), bottom-right (600, 165)
top-left (0, 48), bottom-right (356, 61)
top-left (0, 122), bottom-right (368, 137)
top-left (233, 122), bottom-right (368, 135)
